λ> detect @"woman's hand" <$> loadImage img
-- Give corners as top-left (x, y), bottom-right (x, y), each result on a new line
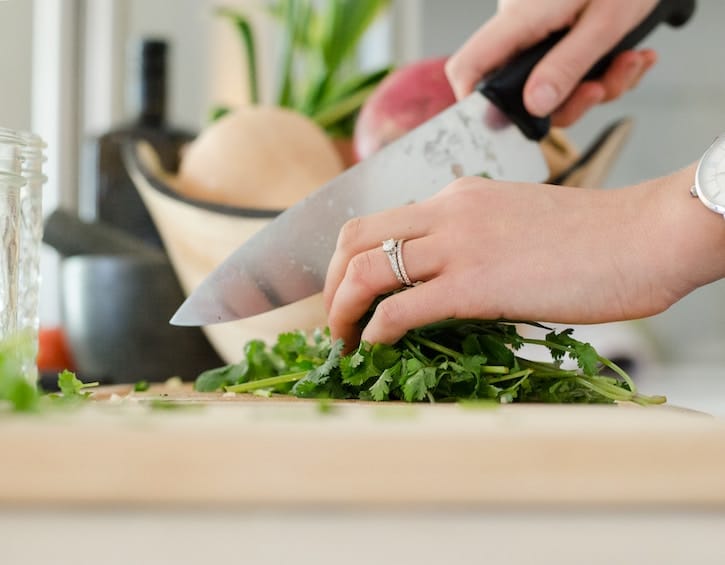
top-left (445, 0), bottom-right (659, 126)
top-left (323, 164), bottom-right (725, 350)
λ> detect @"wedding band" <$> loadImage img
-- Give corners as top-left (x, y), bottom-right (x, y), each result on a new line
top-left (395, 239), bottom-right (413, 287)
top-left (382, 238), bottom-right (413, 288)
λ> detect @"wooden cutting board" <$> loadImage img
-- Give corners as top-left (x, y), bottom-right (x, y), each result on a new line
top-left (1, 383), bottom-right (724, 507)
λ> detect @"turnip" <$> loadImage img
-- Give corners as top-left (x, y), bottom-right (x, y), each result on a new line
top-left (176, 105), bottom-right (344, 210)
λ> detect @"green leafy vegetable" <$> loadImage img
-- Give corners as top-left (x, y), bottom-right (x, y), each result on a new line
top-left (193, 320), bottom-right (665, 405)
top-left (0, 332), bottom-right (97, 412)
top-left (0, 333), bottom-right (39, 411)
top-left (213, 0), bottom-right (392, 137)
top-left (55, 369), bottom-right (99, 402)
top-left (134, 380), bottom-right (150, 392)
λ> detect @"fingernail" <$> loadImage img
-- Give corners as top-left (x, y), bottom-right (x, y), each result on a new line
top-left (529, 83), bottom-right (559, 116)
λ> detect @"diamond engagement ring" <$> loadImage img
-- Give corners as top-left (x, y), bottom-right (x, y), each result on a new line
top-left (382, 238), bottom-right (413, 288)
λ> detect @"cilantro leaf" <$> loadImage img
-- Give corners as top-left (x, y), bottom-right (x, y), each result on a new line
top-left (195, 362), bottom-right (249, 392)
top-left (401, 363), bottom-right (437, 402)
top-left (58, 370), bottom-right (98, 400)
top-left (340, 342), bottom-right (399, 386)
top-left (369, 366), bottom-right (397, 401)
top-left (545, 329), bottom-right (600, 375)
top-left (291, 339), bottom-right (344, 397)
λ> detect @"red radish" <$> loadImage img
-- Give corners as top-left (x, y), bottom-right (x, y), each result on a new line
top-left (353, 56), bottom-right (455, 160)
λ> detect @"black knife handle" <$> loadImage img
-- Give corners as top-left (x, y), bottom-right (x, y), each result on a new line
top-left (478, 0), bottom-right (696, 141)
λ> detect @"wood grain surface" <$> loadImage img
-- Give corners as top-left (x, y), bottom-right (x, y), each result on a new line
top-left (1, 384), bottom-right (723, 507)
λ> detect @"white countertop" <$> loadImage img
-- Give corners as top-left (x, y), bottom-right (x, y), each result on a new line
top-left (635, 364), bottom-right (725, 416)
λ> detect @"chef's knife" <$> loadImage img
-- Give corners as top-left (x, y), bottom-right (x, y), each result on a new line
top-left (171, 0), bottom-right (695, 326)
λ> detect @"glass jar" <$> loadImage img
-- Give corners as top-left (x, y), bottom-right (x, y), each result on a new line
top-left (17, 132), bottom-right (46, 383)
top-left (0, 133), bottom-right (25, 345)
top-left (0, 128), bottom-right (46, 385)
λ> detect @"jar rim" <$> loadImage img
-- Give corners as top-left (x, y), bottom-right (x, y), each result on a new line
top-left (0, 128), bottom-right (45, 149)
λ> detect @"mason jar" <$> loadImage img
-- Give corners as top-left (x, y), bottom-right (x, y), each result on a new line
top-left (0, 128), bottom-right (46, 385)
top-left (0, 133), bottom-right (25, 348)
top-left (17, 131), bottom-right (47, 383)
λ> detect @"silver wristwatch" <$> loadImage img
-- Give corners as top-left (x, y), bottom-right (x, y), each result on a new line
top-left (691, 134), bottom-right (725, 220)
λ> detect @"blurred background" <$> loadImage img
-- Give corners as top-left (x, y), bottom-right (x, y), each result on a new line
top-left (0, 1), bottom-right (723, 397)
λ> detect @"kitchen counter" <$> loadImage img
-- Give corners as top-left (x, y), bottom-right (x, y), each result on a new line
top-left (635, 363), bottom-right (725, 416)
top-left (2, 378), bottom-right (725, 564)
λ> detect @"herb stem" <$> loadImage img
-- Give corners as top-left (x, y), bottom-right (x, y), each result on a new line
top-left (226, 371), bottom-right (308, 393)
top-left (402, 336), bottom-right (430, 364)
top-left (632, 393), bottom-right (667, 406)
top-left (598, 355), bottom-right (637, 393)
top-left (517, 358), bottom-right (579, 378)
top-left (574, 377), bottom-right (629, 402)
top-left (486, 369), bottom-right (533, 384)
top-left (481, 365), bottom-right (510, 375)
top-left (409, 335), bottom-right (461, 360)
top-left (410, 335), bottom-right (508, 375)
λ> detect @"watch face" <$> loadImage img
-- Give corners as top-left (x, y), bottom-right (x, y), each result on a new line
top-left (695, 135), bottom-right (725, 213)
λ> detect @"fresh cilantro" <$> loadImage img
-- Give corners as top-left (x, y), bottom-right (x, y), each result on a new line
top-left (341, 342), bottom-right (392, 386)
top-left (291, 339), bottom-right (344, 397)
top-left (545, 329), bottom-right (600, 376)
top-left (369, 366), bottom-right (397, 401)
top-left (0, 333), bottom-right (38, 412)
top-left (193, 318), bottom-right (665, 406)
top-left (195, 362), bottom-right (249, 392)
top-left (134, 380), bottom-right (150, 392)
top-left (57, 369), bottom-right (99, 400)
top-left (401, 364), bottom-right (437, 402)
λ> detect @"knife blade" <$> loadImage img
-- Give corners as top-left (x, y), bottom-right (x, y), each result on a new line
top-left (171, 0), bottom-right (695, 327)
top-left (171, 90), bottom-right (547, 326)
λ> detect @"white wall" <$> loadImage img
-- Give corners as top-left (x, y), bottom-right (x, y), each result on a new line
top-left (0, 0), bottom-right (33, 131)
top-left (124, 0), bottom-right (210, 131)
top-left (120, 0), bottom-right (276, 132)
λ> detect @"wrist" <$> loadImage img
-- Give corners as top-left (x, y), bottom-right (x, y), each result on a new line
top-left (647, 163), bottom-right (725, 300)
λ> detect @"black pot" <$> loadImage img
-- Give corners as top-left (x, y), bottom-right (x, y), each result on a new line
top-left (60, 254), bottom-right (224, 383)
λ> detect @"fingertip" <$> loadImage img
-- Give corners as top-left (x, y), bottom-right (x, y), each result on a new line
top-left (447, 12), bottom-right (544, 101)
top-left (639, 48), bottom-right (658, 66)
top-left (444, 57), bottom-right (473, 100)
top-left (525, 80), bottom-right (561, 117)
top-left (641, 50), bottom-right (658, 72)
top-left (360, 295), bottom-right (408, 346)
top-left (340, 328), bottom-right (362, 355)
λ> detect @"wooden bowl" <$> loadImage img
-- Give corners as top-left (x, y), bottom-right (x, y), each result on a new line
top-left (123, 140), bottom-right (327, 365)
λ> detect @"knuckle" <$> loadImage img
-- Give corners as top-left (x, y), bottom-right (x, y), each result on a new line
top-left (347, 251), bottom-right (376, 287)
top-left (336, 217), bottom-right (363, 252)
top-left (326, 307), bottom-right (345, 331)
top-left (545, 62), bottom-right (584, 95)
top-left (439, 176), bottom-right (479, 197)
top-left (373, 297), bottom-right (405, 332)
